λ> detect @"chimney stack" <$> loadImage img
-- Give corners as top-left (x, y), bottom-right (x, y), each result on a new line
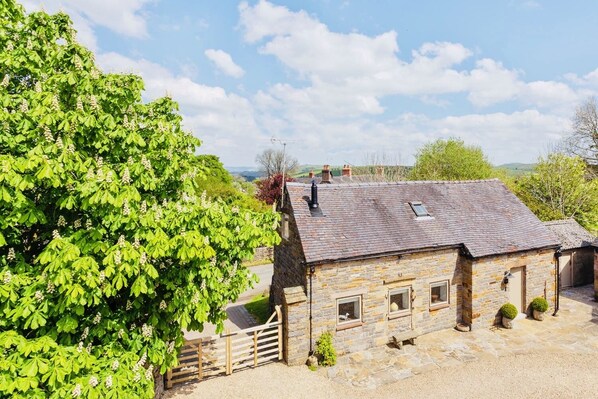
top-left (310, 181), bottom-right (318, 209)
top-left (308, 170), bottom-right (314, 178)
top-left (375, 166), bottom-right (385, 177)
top-left (342, 164), bottom-right (352, 178)
top-left (321, 164), bottom-right (332, 184)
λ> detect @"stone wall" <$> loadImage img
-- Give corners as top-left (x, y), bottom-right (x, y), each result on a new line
top-left (251, 246), bottom-right (273, 263)
top-left (469, 249), bottom-right (556, 328)
top-left (594, 250), bottom-right (598, 299)
top-left (571, 247), bottom-right (595, 286)
top-left (310, 249), bottom-right (462, 355)
top-left (271, 194), bottom-right (306, 307)
top-left (282, 286), bottom-right (309, 366)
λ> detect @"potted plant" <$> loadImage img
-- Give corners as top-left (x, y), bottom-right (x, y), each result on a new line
top-left (531, 297), bottom-right (549, 321)
top-left (500, 303), bottom-right (518, 329)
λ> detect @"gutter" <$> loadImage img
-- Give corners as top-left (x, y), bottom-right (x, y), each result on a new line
top-left (553, 247), bottom-right (562, 316)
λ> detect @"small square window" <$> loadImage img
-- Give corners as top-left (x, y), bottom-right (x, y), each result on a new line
top-left (409, 201), bottom-right (429, 217)
top-left (337, 296), bottom-right (361, 325)
top-left (389, 287), bottom-right (411, 316)
top-left (430, 280), bottom-right (449, 307)
top-left (281, 214), bottom-right (289, 240)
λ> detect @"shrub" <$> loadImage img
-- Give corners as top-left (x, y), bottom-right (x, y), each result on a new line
top-left (531, 297), bottom-right (549, 312)
top-left (315, 331), bottom-right (337, 367)
top-left (500, 303), bottom-right (518, 320)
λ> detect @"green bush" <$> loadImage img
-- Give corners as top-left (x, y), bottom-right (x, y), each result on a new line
top-left (500, 303), bottom-right (518, 320)
top-left (315, 331), bottom-right (337, 367)
top-left (531, 297), bottom-right (549, 312)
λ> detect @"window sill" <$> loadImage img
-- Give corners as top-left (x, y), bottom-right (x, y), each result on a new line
top-left (336, 321), bottom-right (364, 331)
top-left (388, 312), bottom-right (411, 320)
top-left (429, 303), bottom-right (449, 311)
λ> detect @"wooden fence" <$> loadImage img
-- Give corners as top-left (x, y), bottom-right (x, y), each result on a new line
top-left (166, 305), bottom-right (282, 388)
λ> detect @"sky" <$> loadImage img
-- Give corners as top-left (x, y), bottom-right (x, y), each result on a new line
top-left (22, 0), bottom-right (598, 167)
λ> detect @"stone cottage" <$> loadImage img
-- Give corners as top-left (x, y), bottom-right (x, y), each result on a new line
top-left (272, 179), bottom-right (561, 365)
top-left (544, 219), bottom-right (596, 288)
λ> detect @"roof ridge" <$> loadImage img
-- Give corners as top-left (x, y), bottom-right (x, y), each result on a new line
top-left (287, 179), bottom-right (501, 188)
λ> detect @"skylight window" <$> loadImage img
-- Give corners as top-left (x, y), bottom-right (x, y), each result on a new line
top-left (409, 201), bottom-right (429, 217)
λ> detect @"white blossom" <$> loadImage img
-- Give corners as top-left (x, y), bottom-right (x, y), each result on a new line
top-left (139, 252), bottom-right (147, 265)
top-left (93, 312), bottom-right (101, 325)
top-left (67, 144), bottom-right (75, 154)
top-left (4, 270), bottom-right (12, 285)
top-left (114, 250), bottom-right (122, 266)
top-left (34, 290), bottom-right (44, 302)
top-left (111, 360), bottom-right (119, 371)
top-left (105, 171), bottom-right (113, 183)
top-left (55, 136), bottom-right (64, 149)
top-left (130, 323), bottom-right (136, 331)
top-left (126, 300), bottom-right (132, 311)
top-left (74, 55), bottom-right (83, 70)
top-left (46, 281), bottom-right (55, 294)
top-left (73, 219), bottom-right (81, 229)
top-left (91, 68), bottom-right (99, 79)
top-left (19, 99), bottom-right (28, 113)
top-left (89, 376), bottom-right (98, 387)
top-left (159, 300), bottom-right (167, 310)
top-left (86, 342), bottom-right (92, 353)
top-left (140, 200), bottom-right (147, 214)
top-left (72, 384), bottom-right (81, 397)
top-left (105, 375), bottom-right (112, 388)
top-left (133, 237), bottom-right (140, 249)
top-left (121, 167), bottom-right (131, 184)
top-left (145, 365), bottom-right (154, 381)
top-left (86, 219), bottom-right (92, 229)
top-left (6, 42), bottom-right (13, 51)
top-left (191, 293), bottom-right (199, 305)
top-left (52, 230), bottom-right (61, 240)
top-left (141, 323), bottom-right (153, 338)
top-left (118, 329), bottom-right (124, 339)
top-left (34, 81), bottom-right (42, 93)
top-left (76, 341), bottom-right (84, 353)
top-left (141, 155), bottom-right (151, 171)
top-left (122, 200), bottom-right (130, 216)
top-left (76, 96), bottom-right (83, 111)
top-left (231, 206), bottom-right (239, 214)
top-left (89, 95), bottom-right (98, 111)
top-left (51, 94), bottom-right (59, 110)
top-left (81, 327), bottom-right (89, 341)
top-left (99, 271), bottom-right (105, 283)
top-left (96, 157), bottom-right (103, 168)
top-left (57, 215), bottom-right (66, 227)
top-left (43, 126), bottom-right (53, 142)
top-left (7, 248), bottom-right (15, 261)
top-left (133, 372), bottom-right (141, 383)
top-left (167, 341), bottom-right (175, 354)
top-left (1, 74), bottom-right (9, 87)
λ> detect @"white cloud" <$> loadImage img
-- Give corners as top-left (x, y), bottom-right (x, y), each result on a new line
top-left (96, 53), bottom-right (266, 165)
top-left (21, 0), bottom-right (150, 51)
top-left (204, 49), bottom-right (245, 78)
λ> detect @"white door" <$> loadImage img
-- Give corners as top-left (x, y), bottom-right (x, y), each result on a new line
top-left (508, 266), bottom-right (526, 314)
top-left (559, 253), bottom-right (573, 288)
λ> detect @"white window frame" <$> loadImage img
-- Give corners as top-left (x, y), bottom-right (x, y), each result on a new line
top-left (429, 280), bottom-right (449, 308)
top-left (336, 295), bottom-right (362, 326)
top-left (388, 287), bottom-right (411, 317)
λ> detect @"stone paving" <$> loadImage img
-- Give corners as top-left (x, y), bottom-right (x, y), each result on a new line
top-left (320, 285), bottom-right (598, 389)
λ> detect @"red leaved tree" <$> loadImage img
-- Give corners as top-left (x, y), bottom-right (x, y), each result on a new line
top-left (255, 174), bottom-right (296, 205)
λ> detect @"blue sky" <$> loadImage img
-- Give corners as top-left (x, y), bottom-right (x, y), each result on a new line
top-left (23, 0), bottom-right (598, 167)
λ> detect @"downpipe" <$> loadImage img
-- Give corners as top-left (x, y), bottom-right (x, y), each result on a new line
top-left (553, 248), bottom-right (562, 317)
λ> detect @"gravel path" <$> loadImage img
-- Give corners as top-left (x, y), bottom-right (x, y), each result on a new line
top-left (165, 352), bottom-right (598, 399)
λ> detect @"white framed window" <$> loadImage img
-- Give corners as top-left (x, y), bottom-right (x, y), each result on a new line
top-left (429, 280), bottom-right (449, 307)
top-left (281, 214), bottom-right (289, 240)
top-left (337, 296), bottom-right (361, 326)
top-left (389, 287), bottom-right (411, 316)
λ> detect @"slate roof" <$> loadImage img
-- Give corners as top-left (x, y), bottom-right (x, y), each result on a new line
top-left (543, 219), bottom-right (596, 251)
top-left (294, 174), bottom-right (387, 185)
top-left (286, 179), bottom-right (560, 264)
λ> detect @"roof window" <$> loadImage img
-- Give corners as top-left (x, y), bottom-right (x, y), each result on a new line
top-left (409, 201), bottom-right (429, 217)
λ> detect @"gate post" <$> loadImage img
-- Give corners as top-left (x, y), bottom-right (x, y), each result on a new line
top-left (282, 286), bottom-right (309, 366)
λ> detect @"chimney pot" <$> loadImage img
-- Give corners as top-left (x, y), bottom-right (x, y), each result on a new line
top-left (321, 164), bottom-right (332, 183)
top-left (308, 170), bottom-right (314, 178)
top-left (342, 164), bottom-right (352, 178)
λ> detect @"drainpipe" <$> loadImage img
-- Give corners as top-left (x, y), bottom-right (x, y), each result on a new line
top-left (553, 248), bottom-right (562, 316)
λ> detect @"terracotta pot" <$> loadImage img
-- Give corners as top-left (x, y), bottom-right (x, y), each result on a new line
top-left (533, 309), bottom-right (545, 321)
top-left (502, 316), bottom-right (514, 329)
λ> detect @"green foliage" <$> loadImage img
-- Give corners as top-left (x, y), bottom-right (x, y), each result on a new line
top-left (314, 331), bottom-right (336, 367)
top-left (531, 297), bottom-right (549, 312)
top-left (500, 303), bottom-right (518, 320)
top-left (410, 138), bottom-right (494, 181)
top-left (514, 154), bottom-right (598, 231)
top-left (195, 155), bottom-right (269, 213)
top-left (243, 294), bottom-right (270, 324)
top-left (0, 2), bottom-right (280, 397)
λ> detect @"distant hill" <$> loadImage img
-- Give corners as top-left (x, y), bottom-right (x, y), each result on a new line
top-left (224, 166), bottom-right (264, 182)
top-left (496, 163), bottom-right (536, 177)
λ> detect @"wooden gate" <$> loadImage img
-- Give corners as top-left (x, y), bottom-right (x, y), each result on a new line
top-left (166, 305), bottom-right (282, 388)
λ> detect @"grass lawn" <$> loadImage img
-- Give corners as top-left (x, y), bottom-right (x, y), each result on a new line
top-left (244, 294), bottom-right (270, 324)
